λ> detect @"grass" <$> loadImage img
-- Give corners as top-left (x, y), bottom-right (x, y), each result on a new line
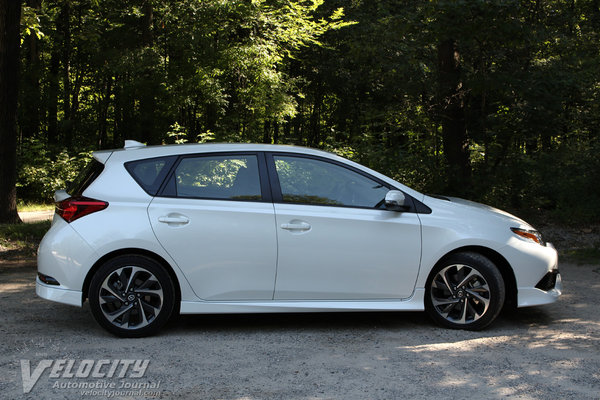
top-left (0, 221), bottom-right (51, 259)
top-left (561, 246), bottom-right (600, 265)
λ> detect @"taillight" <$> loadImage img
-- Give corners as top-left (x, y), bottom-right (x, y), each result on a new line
top-left (55, 197), bottom-right (108, 223)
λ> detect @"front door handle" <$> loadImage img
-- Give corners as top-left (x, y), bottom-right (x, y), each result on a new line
top-left (158, 216), bottom-right (190, 225)
top-left (281, 222), bottom-right (311, 231)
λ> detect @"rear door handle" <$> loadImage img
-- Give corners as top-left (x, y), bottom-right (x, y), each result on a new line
top-left (281, 222), bottom-right (311, 231)
top-left (158, 216), bottom-right (190, 225)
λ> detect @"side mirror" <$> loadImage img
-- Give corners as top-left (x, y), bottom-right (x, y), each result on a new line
top-left (384, 190), bottom-right (410, 211)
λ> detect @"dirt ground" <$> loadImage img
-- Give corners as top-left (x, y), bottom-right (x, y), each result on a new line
top-left (17, 211), bottom-right (54, 223)
top-left (0, 259), bottom-right (598, 400)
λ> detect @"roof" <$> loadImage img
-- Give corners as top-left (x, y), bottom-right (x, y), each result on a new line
top-left (95, 142), bottom-right (344, 163)
top-left (92, 141), bottom-right (423, 200)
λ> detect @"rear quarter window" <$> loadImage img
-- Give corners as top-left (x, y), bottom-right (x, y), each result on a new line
top-left (68, 159), bottom-right (105, 196)
top-left (125, 156), bottom-right (177, 195)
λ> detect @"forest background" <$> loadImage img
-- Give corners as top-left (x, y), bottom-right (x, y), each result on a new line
top-left (1, 0), bottom-right (599, 224)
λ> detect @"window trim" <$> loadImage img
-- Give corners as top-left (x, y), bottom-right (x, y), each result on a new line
top-left (156, 151), bottom-right (272, 203)
top-left (265, 152), bottom-right (418, 212)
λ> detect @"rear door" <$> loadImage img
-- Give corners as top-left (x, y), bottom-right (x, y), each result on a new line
top-left (147, 153), bottom-right (277, 301)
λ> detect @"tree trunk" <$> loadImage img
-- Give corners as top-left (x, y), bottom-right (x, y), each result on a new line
top-left (309, 89), bottom-right (323, 147)
top-left (47, 50), bottom-right (59, 145)
top-left (262, 119), bottom-right (271, 144)
top-left (139, 0), bottom-right (158, 144)
top-left (58, 0), bottom-right (72, 148)
top-left (20, 0), bottom-right (41, 139)
top-left (273, 120), bottom-right (279, 144)
top-left (437, 39), bottom-right (471, 194)
top-left (98, 76), bottom-right (112, 149)
top-left (0, 0), bottom-right (23, 223)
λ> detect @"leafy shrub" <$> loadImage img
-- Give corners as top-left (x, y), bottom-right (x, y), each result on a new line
top-left (17, 138), bottom-right (93, 202)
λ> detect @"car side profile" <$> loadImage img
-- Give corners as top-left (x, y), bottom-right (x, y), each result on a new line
top-left (36, 141), bottom-right (561, 337)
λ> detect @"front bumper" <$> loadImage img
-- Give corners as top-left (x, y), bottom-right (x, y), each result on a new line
top-left (36, 278), bottom-right (82, 307)
top-left (500, 239), bottom-right (561, 308)
top-left (517, 272), bottom-right (562, 307)
top-left (515, 240), bottom-right (561, 307)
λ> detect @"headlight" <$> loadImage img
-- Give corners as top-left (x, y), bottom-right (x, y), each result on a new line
top-left (511, 227), bottom-right (545, 246)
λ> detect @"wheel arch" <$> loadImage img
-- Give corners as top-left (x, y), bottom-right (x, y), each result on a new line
top-left (82, 248), bottom-right (182, 312)
top-left (430, 245), bottom-right (517, 310)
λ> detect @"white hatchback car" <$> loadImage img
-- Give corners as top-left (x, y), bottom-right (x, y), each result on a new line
top-left (37, 141), bottom-right (561, 337)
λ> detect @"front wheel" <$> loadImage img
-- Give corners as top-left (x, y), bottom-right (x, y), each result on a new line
top-left (88, 255), bottom-right (175, 337)
top-left (425, 252), bottom-right (505, 330)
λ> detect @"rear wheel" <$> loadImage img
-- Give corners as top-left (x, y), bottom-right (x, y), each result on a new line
top-left (89, 255), bottom-right (175, 337)
top-left (425, 252), bottom-right (505, 330)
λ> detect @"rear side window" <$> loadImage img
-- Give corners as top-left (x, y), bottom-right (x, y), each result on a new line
top-left (163, 155), bottom-right (262, 201)
top-left (68, 159), bottom-right (105, 196)
top-left (125, 156), bottom-right (177, 195)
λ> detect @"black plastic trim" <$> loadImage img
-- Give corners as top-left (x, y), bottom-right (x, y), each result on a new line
top-left (38, 273), bottom-right (60, 286)
top-left (413, 199), bottom-right (432, 214)
top-left (535, 270), bottom-right (559, 291)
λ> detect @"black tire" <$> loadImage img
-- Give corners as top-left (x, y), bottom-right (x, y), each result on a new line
top-left (425, 252), bottom-right (505, 330)
top-left (89, 255), bottom-right (175, 338)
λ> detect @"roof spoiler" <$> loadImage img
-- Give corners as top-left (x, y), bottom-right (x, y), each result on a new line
top-left (54, 189), bottom-right (70, 202)
top-left (124, 140), bottom-right (146, 150)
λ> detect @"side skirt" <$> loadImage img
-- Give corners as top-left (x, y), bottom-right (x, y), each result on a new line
top-left (180, 289), bottom-right (425, 314)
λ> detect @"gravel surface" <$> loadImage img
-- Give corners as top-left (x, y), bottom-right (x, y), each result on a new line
top-left (1, 260), bottom-right (598, 400)
top-left (17, 211), bottom-right (54, 223)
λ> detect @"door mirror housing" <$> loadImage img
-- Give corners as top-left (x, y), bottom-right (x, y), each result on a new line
top-left (385, 190), bottom-right (410, 211)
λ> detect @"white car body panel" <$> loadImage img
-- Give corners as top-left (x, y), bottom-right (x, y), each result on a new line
top-left (36, 280), bottom-right (82, 306)
top-left (37, 217), bottom-right (99, 293)
top-left (36, 142), bottom-right (561, 325)
top-left (273, 203), bottom-right (421, 299)
top-left (148, 197), bottom-right (277, 300)
top-left (180, 289), bottom-right (426, 314)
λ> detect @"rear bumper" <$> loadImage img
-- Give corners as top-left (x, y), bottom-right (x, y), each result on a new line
top-left (37, 217), bottom-right (98, 291)
top-left (36, 279), bottom-right (82, 307)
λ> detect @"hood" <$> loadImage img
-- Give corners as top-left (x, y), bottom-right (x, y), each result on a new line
top-left (425, 194), bottom-right (532, 229)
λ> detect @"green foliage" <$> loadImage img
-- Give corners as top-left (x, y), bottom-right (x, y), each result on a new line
top-left (20, 5), bottom-right (44, 44)
top-left (0, 220), bottom-right (51, 242)
top-left (166, 122), bottom-right (189, 144)
top-left (17, 138), bottom-right (93, 202)
top-left (13, 0), bottom-right (600, 223)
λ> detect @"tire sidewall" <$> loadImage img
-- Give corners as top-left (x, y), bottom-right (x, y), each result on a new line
top-left (425, 252), bottom-right (505, 331)
top-left (89, 255), bottom-right (175, 338)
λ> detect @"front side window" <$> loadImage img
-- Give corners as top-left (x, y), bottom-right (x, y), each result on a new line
top-left (169, 155), bottom-right (262, 201)
top-left (273, 156), bottom-right (389, 208)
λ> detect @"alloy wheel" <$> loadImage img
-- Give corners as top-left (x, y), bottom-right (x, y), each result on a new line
top-left (98, 266), bottom-right (164, 330)
top-left (430, 264), bottom-right (491, 325)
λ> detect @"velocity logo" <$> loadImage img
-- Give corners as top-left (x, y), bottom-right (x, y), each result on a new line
top-left (20, 359), bottom-right (149, 393)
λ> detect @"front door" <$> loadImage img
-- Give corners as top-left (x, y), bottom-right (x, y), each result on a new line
top-left (270, 154), bottom-right (422, 300)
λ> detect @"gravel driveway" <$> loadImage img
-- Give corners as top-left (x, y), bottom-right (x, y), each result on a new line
top-left (17, 211), bottom-right (54, 223)
top-left (1, 260), bottom-right (598, 399)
